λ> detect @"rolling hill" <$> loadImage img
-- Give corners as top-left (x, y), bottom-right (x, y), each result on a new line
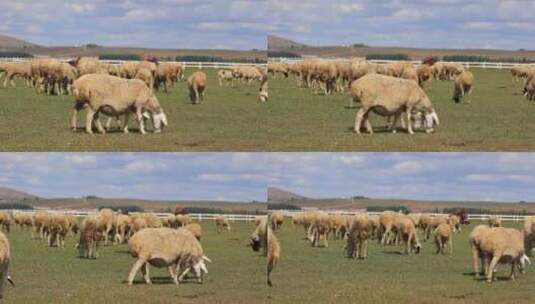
top-left (0, 187), bottom-right (40, 200)
top-left (0, 34), bottom-right (41, 49)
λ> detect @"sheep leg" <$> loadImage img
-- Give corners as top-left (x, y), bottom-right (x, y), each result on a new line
top-left (486, 256), bottom-right (500, 283)
top-left (354, 108), bottom-right (366, 134)
top-left (85, 108), bottom-right (96, 134)
top-left (141, 263), bottom-right (152, 284)
top-left (406, 109), bottom-right (414, 134)
top-left (168, 265), bottom-right (179, 285)
top-left (135, 108), bottom-right (146, 135)
top-left (127, 259), bottom-right (146, 285)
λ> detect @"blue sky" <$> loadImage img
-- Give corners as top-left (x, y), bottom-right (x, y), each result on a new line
top-left (269, 0), bottom-right (535, 50)
top-left (0, 0), bottom-right (267, 50)
top-left (1, 153), bottom-right (535, 203)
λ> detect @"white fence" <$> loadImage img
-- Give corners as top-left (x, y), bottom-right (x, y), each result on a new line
top-left (9, 209), bottom-right (260, 222)
top-left (269, 57), bottom-right (535, 70)
top-left (272, 209), bottom-right (530, 222)
top-left (0, 57), bottom-right (266, 69)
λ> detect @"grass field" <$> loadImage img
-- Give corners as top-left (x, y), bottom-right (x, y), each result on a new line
top-left (269, 220), bottom-right (535, 304)
top-left (269, 68), bottom-right (535, 151)
top-left (0, 69), bottom-right (266, 151)
top-left (5, 221), bottom-right (266, 303)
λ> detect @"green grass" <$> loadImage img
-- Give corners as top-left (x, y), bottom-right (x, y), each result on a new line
top-left (269, 220), bottom-right (535, 304)
top-left (269, 68), bottom-right (535, 151)
top-left (5, 221), bottom-right (266, 303)
top-left (0, 69), bottom-right (266, 151)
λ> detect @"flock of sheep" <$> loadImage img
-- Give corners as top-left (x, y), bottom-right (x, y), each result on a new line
top-left (0, 57), bottom-right (268, 135)
top-left (266, 210), bottom-right (535, 286)
top-left (0, 209), bottom-right (274, 299)
top-left (269, 59), bottom-right (480, 134)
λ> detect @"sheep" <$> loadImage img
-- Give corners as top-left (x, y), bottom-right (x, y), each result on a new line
top-left (469, 224), bottom-right (493, 278)
top-left (96, 208), bottom-right (115, 246)
top-left (77, 215), bottom-right (101, 259)
top-left (478, 227), bottom-right (529, 282)
top-left (0, 212), bottom-right (11, 233)
top-left (75, 57), bottom-right (106, 76)
top-left (345, 214), bottom-right (373, 259)
top-left (417, 64), bottom-right (433, 87)
top-left (135, 213), bottom-right (162, 228)
top-left (394, 216), bottom-right (421, 255)
top-left (267, 227), bottom-right (280, 287)
top-left (32, 211), bottom-right (50, 240)
top-left (350, 74), bottom-right (439, 135)
top-left (511, 66), bottom-right (531, 83)
top-left (434, 223), bottom-right (453, 255)
top-left (127, 228), bottom-right (210, 285)
top-left (251, 216), bottom-right (268, 255)
top-left (114, 214), bottom-right (133, 244)
top-left (135, 68), bottom-right (154, 93)
top-left (187, 71), bottom-right (207, 104)
top-left (448, 214), bottom-right (461, 232)
top-left (162, 215), bottom-right (177, 228)
top-left (215, 215), bottom-right (231, 233)
top-left (452, 70), bottom-right (474, 103)
top-left (175, 214), bottom-right (192, 227)
top-left (119, 61), bottom-right (140, 79)
top-left (267, 62), bottom-right (289, 78)
top-left (424, 215), bottom-right (449, 241)
top-left (185, 223), bottom-right (202, 241)
top-left (47, 213), bottom-right (70, 247)
top-left (0, 232), bottom-right (13, 299)
top-left (71, 74), bottom-right (168, 135)
top-left (378, 211), bottom-right (398, 245)
top-left (488, 215), bottom-right (502, 228)
top-left (523, 72), bottom-right (535, 101)
top-left (307, 212), bottom-right (330, 247)
top-left (523, 216), bottom-right (535, 256)
top-left (217, 69), bottom-right (234, 87)
top-left (155, 63), bottom-right (182, 92)
top-left (13, 213), bottom-right (32, 231)
top-left (270, 212), bottom-right (284, 231)
top-left (2, 63), bottom-right (31, 88)
top-left (132, 217), bottom-right (148, 233)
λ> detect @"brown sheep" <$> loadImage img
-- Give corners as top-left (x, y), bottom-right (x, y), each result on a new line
top-left (0, 212), bottom-right (11, 233)
top-left (346, 214), bottom-right (373, 259)
top-left (77, 216), bottom-right (101, 259)
top-left (307, 212), bottom-right (330, 247)
top-left (434, 223), bottom-right (453, 255)
top-left (267, 227), bottom-right (280, 287)
top-left (187, 71), bottom-right (207, 104)
top-left (453, 70), bottom-right (474, 103)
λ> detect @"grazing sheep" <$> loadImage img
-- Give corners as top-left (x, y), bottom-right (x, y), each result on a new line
top-left (162, 215), bottom-right (177, 228)
top-left (395, 216), bottom-right (421, 255)
top-left (378, 211), bottom-right (399, 245)
top-left (417, 64), bottom-right (433, 87)
top-left (72, 74), bottom-right (167, 135)
top-left (448, 214), bottom-right (461, 232)
top-left (478, 227), bottom-right (529, 282)
top-left (96, 208), bottom-right (115, 246)
top-left (155, 63), bottom-right (182, 93)
top-left (185, 223), bottom-right (202, 240)
top-left (215, 215), bottom-right (231, 233)
top-left (77, 216), bottom-right (101, 259)
top-left (523, 216), bottom-right (535, 256)
top-left (0, 212), bottom-right (11, 233)
top-left (0, 232), bottom-right (13, 299)
top-left (2, 63), bottom-right (31, 88)
top-left (469, 224), bottom-right (492, 278)
top-left (453, 70), bottom-right (474, 103)
top-left (434, 223), bottom-right (453, 255)
top-left (259, 74), bottom-right (268, 103)
top-left (32, 211), bottom-right (50, 240)
top-left (47, 213), bottom-right (70, 248)
top-left (13, 213), bottom-right (32, 231)
top-left (175, 215), bottom-right (192, 228)
top-left (270, 212), bottom-right (284, 231)
top-left (488, 215), bottom-right (502, 228)
top-left (523, 72), bottom-right (535, 101)
top-left (346, 214), bottom-right (373, 259)
top-left (187, 71), bottom-right (207, 104)
top-left (251, 216), bottom-right (268, 255)
top-left (267, 227), bottom-right (280, 287)
top-left (132, 217), bottom-right (148, 233)
top-left (114, 214), bottom-right (133, 244)
top-left (350, 74), bottom-right (439, 135)
top-left (217, 69), bottom-right (234, 87)
top-left (75, 57), bottom-right (106, 76)
top-left (307, 212), bottom-right (330, 247)
top-left (135, 68), bottom-right (154, 93)
top-left (127, 228), bottom-right (210, 285)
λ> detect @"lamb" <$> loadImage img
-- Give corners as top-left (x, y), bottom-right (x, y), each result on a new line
top-left (434, 223), bottom-right (453, 255)
top-left (0, 232), bottom-right (14, 299)
top-left (478, 227), bottom-right (529, 282)
top-left (270, 212), bottom-right (284, 231)
top-left (267, 227), bottom-right (280, 287)
top-left (345, 214), bottom-right (373, 259)
top-left (350, 74), bottom-right (439, 135)
top-left (452, 70), bottom-right (474, 103)
top-left (127, 228), bottom-right (210, 285)
top-left (71, 74), bottom-right (168, 135)
top-left (187, 71), bottom-right (207, 104)
top-left (488, 215), bottom-right (502, 228)
top-left (394, 216), bottom-right (421, 255)
top-left (215, 215), bottom-right (231, 233)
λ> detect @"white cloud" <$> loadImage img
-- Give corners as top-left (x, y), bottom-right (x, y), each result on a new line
top-left (464, 22), bottom-right (498, 30)
top-left (69, 3), bottom-right (96, 14)
top-left (335, 3), bottom-right (363, 14)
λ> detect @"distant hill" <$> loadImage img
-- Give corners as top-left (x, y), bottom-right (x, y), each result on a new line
top-left (268, 35), bottom-right (535, 61)
top-left (0, 187), bottom-right (40, 201)
top-left (268, 35), bottom-right (308, 50)
top-left (267, 187), bottom-right (309, 202)
top-left (0, 34), bottom-right (40, 49)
